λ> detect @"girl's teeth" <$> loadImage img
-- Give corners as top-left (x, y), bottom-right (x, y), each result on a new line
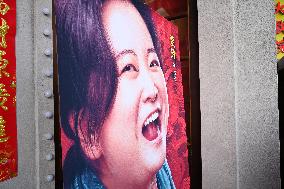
top-left (144, 112), bottom-right (159, 127)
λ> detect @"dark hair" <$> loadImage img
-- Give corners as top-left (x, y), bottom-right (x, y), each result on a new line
top-left (55, 0), bottom-right (162, 187)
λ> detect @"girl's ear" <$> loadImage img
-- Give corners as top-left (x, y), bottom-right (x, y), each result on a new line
top-left (74, 109), bottom-right (103, 161)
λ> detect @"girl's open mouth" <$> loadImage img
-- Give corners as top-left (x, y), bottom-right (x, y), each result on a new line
top-left (142, 111), bottom-right (161, 141)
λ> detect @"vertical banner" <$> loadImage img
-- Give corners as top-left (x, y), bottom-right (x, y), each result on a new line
top-left (56, 0), bottom-right (189, 188)
top-left (0, 0), bottom-right (17, 182)
top-left (276, 0), bottom-right (284, 60)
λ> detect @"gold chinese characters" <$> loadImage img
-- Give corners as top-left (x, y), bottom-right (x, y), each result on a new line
top-left (0, 0), bottom-right (11, 145)
top-left (170, 35), bottom-right (177, 81)
top-left (0, 116), bottom-right (8, 142)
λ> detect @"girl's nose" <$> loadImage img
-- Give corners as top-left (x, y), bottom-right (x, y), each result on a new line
top-left (141, 71), bottom-right (158, 103)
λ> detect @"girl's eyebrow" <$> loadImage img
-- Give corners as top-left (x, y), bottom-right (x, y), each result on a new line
top-left (115, 49), bottom-right (137, 60)
top-left (115, 48), bottom-right (156, 60)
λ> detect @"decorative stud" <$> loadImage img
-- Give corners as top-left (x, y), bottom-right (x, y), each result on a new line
top-left (43, 69), bottom-right (53, 78)
top-left (45, 153), bottom-right (54, 161)
top-left (46, 174), bottom-right (54, 182)
top-left (42, 8), bottom-right (50, 15)
top-left (43, 133), bottom-right (53, 140)
top-left (44, 111), bottom-right (53, 119)
top-left (44, 90), bottom-right (52, 98)
top-left (43, 29), bottom-right (51, 36)
top-left (44, 48), bottom-right (52, 56)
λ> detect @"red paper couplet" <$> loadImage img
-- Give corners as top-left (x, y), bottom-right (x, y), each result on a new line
top-left (0, 0), bottom-right (17, 182)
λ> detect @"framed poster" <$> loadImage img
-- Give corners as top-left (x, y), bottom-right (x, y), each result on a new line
top-left (55, 0), bottom-right (190, 188)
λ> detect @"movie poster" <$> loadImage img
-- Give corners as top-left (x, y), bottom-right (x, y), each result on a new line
top-left (55, 0), bottom-right (190, 188)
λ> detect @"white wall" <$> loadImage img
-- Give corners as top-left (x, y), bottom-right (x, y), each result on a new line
top-left (199, 0), bottom-right (280, 188)
top-left (0, 0), bottom-right (54, 188)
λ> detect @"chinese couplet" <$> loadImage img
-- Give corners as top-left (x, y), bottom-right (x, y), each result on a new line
top-left (276, 0), bottom-right (284, 60)
top-left (0, 0), bottom-right (17, 182)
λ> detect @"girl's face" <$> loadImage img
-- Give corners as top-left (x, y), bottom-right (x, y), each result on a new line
top-left (98, 0), bottom-right (169, 187)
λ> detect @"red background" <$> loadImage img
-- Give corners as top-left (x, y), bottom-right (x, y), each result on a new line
top-left (151, 10), bottom-right (190, 189)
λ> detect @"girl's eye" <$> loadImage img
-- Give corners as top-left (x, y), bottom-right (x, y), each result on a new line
top-left (150, 60), bottom-right (160, 67)
top-left (121, 64), bottom-right (137, 73)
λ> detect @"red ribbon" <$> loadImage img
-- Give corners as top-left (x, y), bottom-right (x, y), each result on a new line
top-left (0, 0), bottom-right (17, 182)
